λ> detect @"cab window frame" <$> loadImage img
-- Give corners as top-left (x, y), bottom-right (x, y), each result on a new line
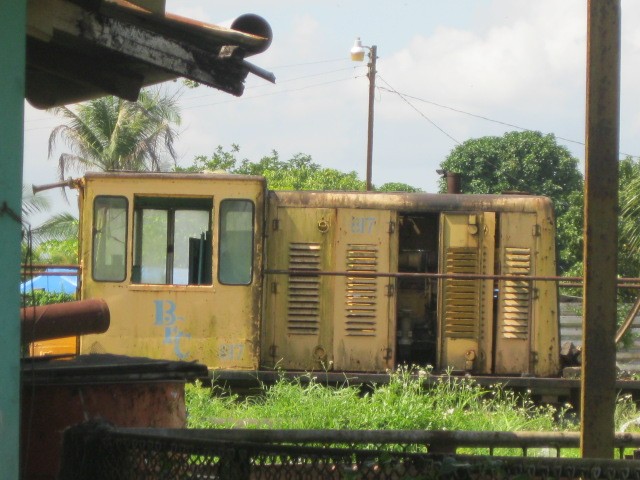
top-left (131, 195), bottom-right (213, 286)
top-left (218, 199), bottom-right (255, 286)
top-left (91, 195), bottom-right (128, 283)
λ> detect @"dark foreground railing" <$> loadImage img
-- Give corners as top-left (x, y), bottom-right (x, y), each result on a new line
top-left (59, 421), bottom-right (640, 480)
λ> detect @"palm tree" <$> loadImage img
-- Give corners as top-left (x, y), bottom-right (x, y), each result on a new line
top-left (21, 186), bottom-right (79, 263)
top-left (21, 184), bottom-right (49, 220)
top-left (48, 88), bottom-right (181, 179)
top-left (30, 212), bottom-right (78, 244)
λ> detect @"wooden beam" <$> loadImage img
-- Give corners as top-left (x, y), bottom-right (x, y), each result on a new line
top-left (581, 0), bottom-right (621, 459)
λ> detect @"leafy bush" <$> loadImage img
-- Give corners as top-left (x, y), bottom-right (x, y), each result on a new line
top-left (21, 290), bottom-right (75, 307)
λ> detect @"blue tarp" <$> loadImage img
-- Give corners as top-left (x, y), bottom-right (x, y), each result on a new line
top-left (20, 268), bottom-right (78, 295)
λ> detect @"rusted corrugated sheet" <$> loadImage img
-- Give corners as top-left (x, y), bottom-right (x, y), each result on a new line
top-left (26, 0), bottom-right (274, 108)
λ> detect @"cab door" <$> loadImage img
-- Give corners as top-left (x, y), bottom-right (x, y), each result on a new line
top-left (332, 209), bottom-right (397, 372)
top-left (263, 207), bottom-right (336, 370)
top-left (494, 212), bottom-right (537, 374)
top-left (438, 212), bottom-right (495, 373)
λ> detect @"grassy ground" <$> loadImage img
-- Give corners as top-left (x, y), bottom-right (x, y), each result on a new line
top-left (186, 368), bottom-right (582, 431)
top-left (186, 368), bottom-right (640, 457)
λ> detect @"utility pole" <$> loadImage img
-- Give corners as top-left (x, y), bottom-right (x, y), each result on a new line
top-left (365, 45), bottom-right (377, 192)
top-left (350, 38), bottom-right (377, 191)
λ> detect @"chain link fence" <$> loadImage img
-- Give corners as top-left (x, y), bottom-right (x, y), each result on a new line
top-left (59, 421), bottom-right (640, 479)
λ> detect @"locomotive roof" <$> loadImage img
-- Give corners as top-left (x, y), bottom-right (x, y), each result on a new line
top-left (269, 190), bottom-right (554, 215)
top-left (81, 172), bottom-right (553, 215)
top-left (83, 171), bottom-right (267, 184)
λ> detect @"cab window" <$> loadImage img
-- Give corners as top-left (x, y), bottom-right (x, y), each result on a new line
top-left (92, 196), bottom-right (128, 282)
top-left (219, 199), bottom-right (254, 285)
top-left (132, 197), bottom-right (212, 285)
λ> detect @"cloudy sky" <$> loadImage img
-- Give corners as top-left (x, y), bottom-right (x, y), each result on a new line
top-left (22, 0), bottom-right (640, 222)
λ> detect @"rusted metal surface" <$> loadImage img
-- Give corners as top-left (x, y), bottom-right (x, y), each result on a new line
top-left (59, 422), bottom-right (640, 479)
top-left (20, 299), bottom-right (110, 343)
top-left (269, 189), bottom-right (555, 214)
top-left (26, 0), bottom-right (274, 107)
top-left (581, 0), bottom-right (621, 458)
top-left (20, 354), bottom-right (207, 480)
top-left (110, 427), bottom-right (640, 451)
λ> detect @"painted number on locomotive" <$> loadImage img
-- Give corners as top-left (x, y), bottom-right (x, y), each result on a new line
top-left (219, 343), bottom-right (244, 361)
top-left (154, 299), bottom-right (191, 359)
top-left (351, 216), bottom-right (376, 234)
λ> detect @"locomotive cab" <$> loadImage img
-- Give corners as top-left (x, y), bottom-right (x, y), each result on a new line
top-left (78, 172), bottom-right (266, 370)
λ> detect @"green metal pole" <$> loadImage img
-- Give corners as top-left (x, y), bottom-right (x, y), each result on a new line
top-left (0, 0), bottom-right (26, 477)
top-left (581, 0), bottom-right (621, 458)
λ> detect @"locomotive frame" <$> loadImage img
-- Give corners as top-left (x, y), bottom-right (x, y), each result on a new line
top-left (74, 171), bottom-right (560, 378)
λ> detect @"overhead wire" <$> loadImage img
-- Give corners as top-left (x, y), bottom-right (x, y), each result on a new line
top-left (22, 56), bottom-right (640, 160)
top-left (377, 75), bottom-right (461, 146)
top-left (179, 76), bottom-right (361, 110)
top-left (376, 75), bottom-right (529, 186)
top-left (377, 83), bottom-right (639, 160)
top-left (179, 65), bottom-right (366, 105)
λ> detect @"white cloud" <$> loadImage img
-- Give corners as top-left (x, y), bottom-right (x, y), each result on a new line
top-left (382, 1), bottom-right (585, 118)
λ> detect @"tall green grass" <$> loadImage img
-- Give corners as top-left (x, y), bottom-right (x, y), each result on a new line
top-left (186, 369), bottom-right (640, 458)
top-left (186, 368), bottom-right (579, 432)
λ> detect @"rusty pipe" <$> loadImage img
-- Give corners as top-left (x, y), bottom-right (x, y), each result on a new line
top-left (31, 178), bottom-right (79, 195)
top-left (21, 299), bottom-right (110, 343)
top-left (436, 170), bottom-right (461, 194)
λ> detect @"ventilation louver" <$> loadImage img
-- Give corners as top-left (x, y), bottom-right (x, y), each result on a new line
top-left (444, 247), bottom-right (480, 339)
top-left (344, 244), bottom-right (378, 336)
top-left (501, 247), bottom-right (531, 339)
top-left (287, 243), bottom-right (321, 335)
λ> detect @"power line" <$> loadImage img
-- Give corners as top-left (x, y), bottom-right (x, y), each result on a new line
top-left (377, 75), bottom-right (532, 187)
top-left (377, 75), bottom-right (460, 146)
top-left (377, 84), bottom-right (639, 160)
top-left (267, 57), bottom-right (349, 69)
top-left (180, 76), bottom-right (358, 110)
top-left (179, 66), bottom-right (366, 104)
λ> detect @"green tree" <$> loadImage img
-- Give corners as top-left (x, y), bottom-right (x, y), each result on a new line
top-left (179, 145), bottom-right (421, 192)
top-left (48, 88), bottom-right (181, 179)
top-left (438, 131), bottom-right (584, 274)
top-left (619, 156), bottom-right (640, 279)
top-left (22, 184), bottom-right (79, 264)
top-left (377, 182), bottom-right (421, 193)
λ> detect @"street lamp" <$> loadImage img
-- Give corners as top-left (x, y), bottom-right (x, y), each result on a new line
top-left (351, 37), bottom-right (377, 191)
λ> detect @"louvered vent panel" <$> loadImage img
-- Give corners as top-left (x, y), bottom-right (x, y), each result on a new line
top-left (287, 243), bottom-right (321, 335)
top-left (501, 247), bottom-right (531, 339)
top-left (345, 244), bottom-right (378, 336)
top-left (444, 247), bottom-right (479, 339)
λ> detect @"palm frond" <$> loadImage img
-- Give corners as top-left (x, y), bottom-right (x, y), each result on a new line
top-left (31, 212), bottom-right (79, 243)
top-left (22, 185), bottom-right (50, 218)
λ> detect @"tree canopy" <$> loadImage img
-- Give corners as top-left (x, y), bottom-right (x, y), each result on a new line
top-left (618, 156), bottom-right (640, 279)
top-left (48, 88), bottom-right (181, 179)
top-left (438, 131), bottom-right (584, 274)
top-left (178, 145), bottom-right (420, 192)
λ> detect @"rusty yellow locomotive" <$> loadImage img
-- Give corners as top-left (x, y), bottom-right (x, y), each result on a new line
top-left (70, 171), bottom-right (560, 377)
